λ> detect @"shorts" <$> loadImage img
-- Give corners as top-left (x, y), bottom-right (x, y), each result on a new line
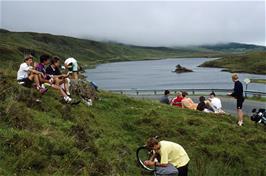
top-left (17, 78), bottom-right (33, 88)
top-left (68, 61), bottom-right (78, 72)
top-left (237, 97), bottom-right (245, 109)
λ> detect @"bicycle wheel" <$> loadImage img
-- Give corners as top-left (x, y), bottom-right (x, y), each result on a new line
top-left (136, 146), bottom-right (156, 172)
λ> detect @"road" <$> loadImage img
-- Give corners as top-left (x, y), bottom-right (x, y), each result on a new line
top-left (127, 95), bottom-right (266, 116)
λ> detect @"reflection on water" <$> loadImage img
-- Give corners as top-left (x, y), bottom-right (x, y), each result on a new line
top-left (85, 58), bottom-right (266, 92)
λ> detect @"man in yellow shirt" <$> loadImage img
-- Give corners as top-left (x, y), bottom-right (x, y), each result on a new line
top-left (144, 137), bottom-right (190, 176)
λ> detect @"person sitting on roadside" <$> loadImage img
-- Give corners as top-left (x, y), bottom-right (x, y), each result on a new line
top-left (171, 92), bottom-right (183, 107)
top-left (17, 54), bottom-right (48, 94)
top-left (208, 91), bottom-right (225, 114)
top-left (36, 54), bottom-right (72, 103)
top-left (64, 57), bottom-right (79, 80)
top-left (144, 137), bottom-right (190, 176)
top-left (160, 90), bottom-right (170, 104)
top-left (46, 56), bottom-right (70, 96)
top-left (181, 91), bottom-right (197, 110)
top-left (197, 96), bottom-right (213, 113)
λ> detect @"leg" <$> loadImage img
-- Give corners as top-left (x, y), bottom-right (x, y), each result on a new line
top-left (178, 164), bottom-right (188, 176)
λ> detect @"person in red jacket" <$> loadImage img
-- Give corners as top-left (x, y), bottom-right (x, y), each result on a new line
top-left (171, 92), bottom-right (183, 107)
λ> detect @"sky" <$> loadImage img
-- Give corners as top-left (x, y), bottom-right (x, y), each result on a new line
top-left (1, 0), bottom-right (265, 47)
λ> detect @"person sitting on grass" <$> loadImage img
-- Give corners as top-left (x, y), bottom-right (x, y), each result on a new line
top-left (171, 91), bottom-right (183, 107)
top-left (144, 137), bottom-right (190, 176)
top-left (46, 56), bottom-right (70, 96)
top-left (35, 54), bottom-right (72, 103)
top-left (181, 91), bottom-right (197, 110)
top-left (160, 90), bottom-right (170, 104)
top-left (64, 57), bottom-right (79, 80)
top-left (197, 96), bottom-right (213, 113)
top-left (17, 54), bottom-right (48, 94)
top-left (208, 91), bottom-right (225, 114)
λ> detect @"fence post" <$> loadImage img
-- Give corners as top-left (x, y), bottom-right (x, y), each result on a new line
top-left (136, 91), bottom-right (139, 96)
top-left (154, 91), bottom-right (157, 95)
top-left (192, 90), bottom-right (195, 95)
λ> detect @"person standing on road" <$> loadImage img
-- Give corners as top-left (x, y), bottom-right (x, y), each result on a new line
top-left (228, 73), bottom-right (245, 126)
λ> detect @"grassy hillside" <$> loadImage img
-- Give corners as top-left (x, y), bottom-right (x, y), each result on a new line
top-left (0, 66), bottom-right (266, 176)
top-left (199, 52), bottom-right (266, 74)
top-left (0, 29), bottom-right (220, 69)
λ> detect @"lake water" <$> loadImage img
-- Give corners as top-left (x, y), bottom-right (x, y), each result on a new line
top-left (85, 58), bottom-right (266, 92)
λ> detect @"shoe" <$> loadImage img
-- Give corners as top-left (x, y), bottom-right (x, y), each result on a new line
top-left (39, 88), bottom-right (48, 94)
top-left (237, 121), bottom-right (243, 126)
top-left (64, 96), bottom-right (72, 103)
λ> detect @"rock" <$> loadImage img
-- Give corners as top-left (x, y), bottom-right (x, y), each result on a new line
top-left (173, 64), bottom-right (193, 73)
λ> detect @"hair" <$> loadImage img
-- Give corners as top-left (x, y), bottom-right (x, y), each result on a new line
top-left (40, 54), bottom-right (50, 63)
top-left (210, 91), bottom-right (216, 97)
top-left (24, 54), bottom-right (33, 62)
top-left (182, 91), bottom-right (188, 97)
top-left (176, 91), bottom-right (182, 96)
top-left (51, 56), bottom-right (60, 65)
top-left (146, 137), bottom-right (159, 149)
top-left (164, 90), bottom-right (170, 96)
top-left (232, 73), bottom-right (239, 81)
top-left (199, 96), bottom-right (206, 102)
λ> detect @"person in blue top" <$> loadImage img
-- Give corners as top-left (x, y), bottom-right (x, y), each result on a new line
top-left (228, 73), bottom-right (245, 126)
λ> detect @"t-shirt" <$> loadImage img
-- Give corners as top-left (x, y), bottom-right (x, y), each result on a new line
top-left (35, 63), bottom-right (46, 75)
top-left (160, 95), bottom-right (170, 104)
top-left (17, 63), bottom-right (32, 80)
top-left (210, 97), bottom-right (222, 109)
top-left (171, 96), bottom-right (183, 107)
top-left (159, 141), bottom-right (190, 168)
top-left (181, 98), bottom-right (197, 110)
top-left (46, 65), bottom-right (61, 76)
top-left (64, 57), bottom-right (77, 65)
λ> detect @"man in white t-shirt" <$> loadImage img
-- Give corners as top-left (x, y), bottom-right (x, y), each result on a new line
top-left (64, 57), bottom-right (79, 80)
top-left (17, 55), bottom-right (47, 94)
top-left (208, 92), bottom-right (225, 114)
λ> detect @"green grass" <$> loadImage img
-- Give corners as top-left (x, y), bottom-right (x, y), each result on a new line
top-left (0, 66), bottom-right (266, 176)
top-left (251, 79), bottom-right (266, 84)
top-left (200, 52), bottom-right (266, 74)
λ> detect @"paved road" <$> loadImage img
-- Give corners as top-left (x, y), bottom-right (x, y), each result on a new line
top-left (127, 95), bottom-right (266, 116)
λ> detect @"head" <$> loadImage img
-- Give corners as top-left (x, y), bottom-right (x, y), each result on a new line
top-left (164, 90), bottom-right (170, 96)
top-left (182, 91), bottom-right (188, 98)
top-left (199, 96), bottom-right (206, 103)
top-left (51, 56), bottom-right (61, 68)
top-left (146, 137), bottom-right (160, 151)
top-left (24, 54), bottom-right (33, 65)
top-left (40, 54), bottom-right (50, 65)
top-left (176, 91), bottom-right (182, 97)
top-left (209, 91), bottom-right (216, 98)
top-left (231, 73), bottom-right (239, 82)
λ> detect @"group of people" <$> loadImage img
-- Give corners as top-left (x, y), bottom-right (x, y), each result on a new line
top-left (17, 54), bottom-right (79, 103)
top-left (160, 73), bottom-right (245, 126)
top-left (160, 90), bottom-right (225, 114)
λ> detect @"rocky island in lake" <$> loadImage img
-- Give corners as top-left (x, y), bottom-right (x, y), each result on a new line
top-left (173, 64), bottom-right (193, 73)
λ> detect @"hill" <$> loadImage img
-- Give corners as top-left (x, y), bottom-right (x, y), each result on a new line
top-left (0, 29), bottom-right (266, 175)
top-left (0, 65), bottom-right (266, 176)
top-left (199, 52), bottom-right (266, 74)
top-left (0, 29), bottom-right (220, 69)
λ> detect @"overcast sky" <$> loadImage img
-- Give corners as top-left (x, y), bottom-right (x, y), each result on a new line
top-left (1, 0), bottom-right (265, 46)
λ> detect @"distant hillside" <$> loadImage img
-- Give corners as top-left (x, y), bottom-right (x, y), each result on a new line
top-left (200, 52), bottom-right (266, 74)
top-left (0, 29), bottom-right (218, 68)
top-left (199, 42), bottom-right (266, 53)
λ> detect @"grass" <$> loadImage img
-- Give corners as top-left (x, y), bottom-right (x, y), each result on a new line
top-left (0, 65), bottom-right (266, 176)
top-left (199, 52), bottom-right (266, 74)
top-left (251, 79), bottom-right (266, 84)
top-left (0, 29), bottom-right (266, 175)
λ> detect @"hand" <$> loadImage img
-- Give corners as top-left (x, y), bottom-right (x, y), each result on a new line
top-left (144, 160), bottom-right (154, 166)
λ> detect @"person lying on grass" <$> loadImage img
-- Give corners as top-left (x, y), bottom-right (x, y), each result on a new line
top-left (17, 54), bottom-right (48, 94)
top-left (144, 137), bottom-right (190, 176)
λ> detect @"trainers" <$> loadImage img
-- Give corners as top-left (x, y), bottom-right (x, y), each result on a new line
top-left (237, 121), bottom-right (243, 126)
top-left (39, 88), bottom-right (48, 94)
top-left (64, 96), bottom-right (72, 103)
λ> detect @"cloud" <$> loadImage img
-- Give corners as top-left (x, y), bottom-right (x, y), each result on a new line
top-left (1, 1), bottom-right (265, 46)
